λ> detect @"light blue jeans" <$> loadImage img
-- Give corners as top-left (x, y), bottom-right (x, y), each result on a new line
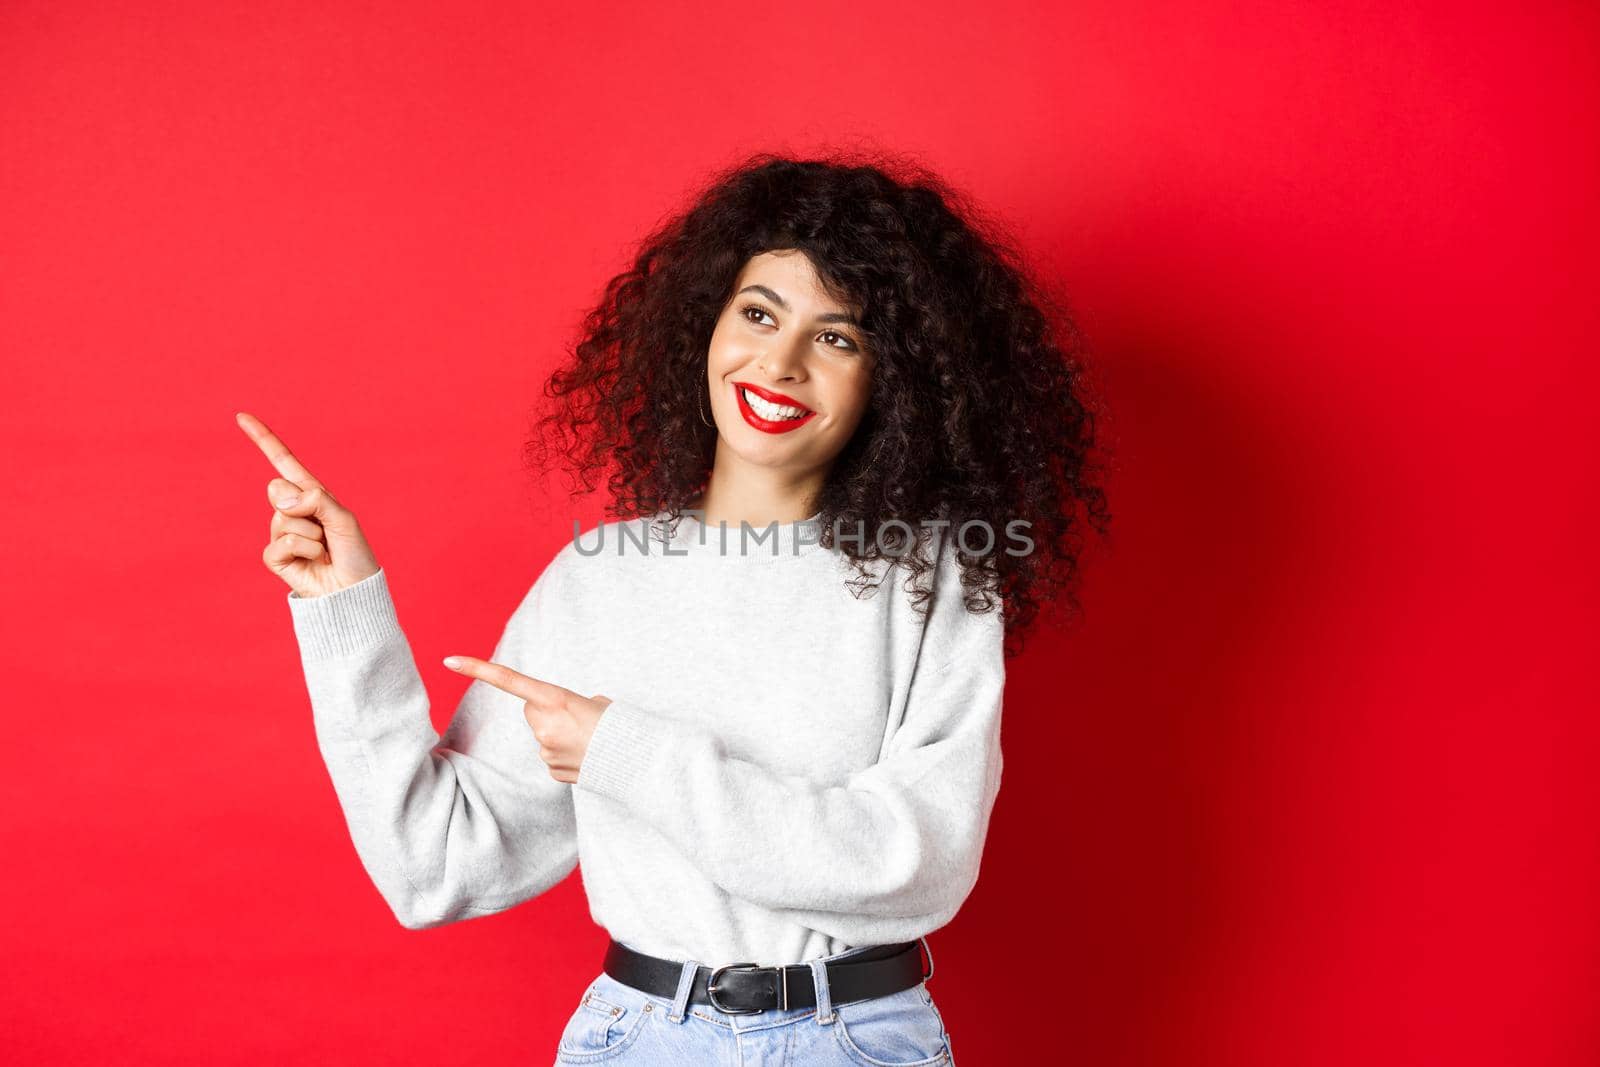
top-left (552, 942), bottom-right (956, 1065)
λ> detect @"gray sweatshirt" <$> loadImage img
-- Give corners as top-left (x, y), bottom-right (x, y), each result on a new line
top-left (286, 511), bottom-right (1005, 967)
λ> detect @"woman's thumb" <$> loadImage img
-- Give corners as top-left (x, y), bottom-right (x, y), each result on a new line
top-left (279, 485), bottom-right (360, 540)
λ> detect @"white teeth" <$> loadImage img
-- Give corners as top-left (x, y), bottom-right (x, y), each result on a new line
top-left (741, 387), bottom-right (808, 421)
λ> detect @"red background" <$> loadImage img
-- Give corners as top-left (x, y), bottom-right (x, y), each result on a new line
top-left (2, 3), bottom-right (1594, 1064)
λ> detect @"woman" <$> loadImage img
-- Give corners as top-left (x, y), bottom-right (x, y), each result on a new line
top-left (241, 152), bottom-right (1110, 1065)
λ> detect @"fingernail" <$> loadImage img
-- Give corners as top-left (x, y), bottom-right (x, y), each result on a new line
top-left (443, 657), bottom-right (464, 670)
top-left (276, 495), bottom-right (300, 509)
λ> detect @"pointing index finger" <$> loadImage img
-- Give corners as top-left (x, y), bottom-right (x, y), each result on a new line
top-left (235, 411), bottom-right (326, 491)
top-left (444, 656), bottom-right (562, 703)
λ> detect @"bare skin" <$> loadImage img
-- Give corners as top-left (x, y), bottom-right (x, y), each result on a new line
top-left (696, 249), bottom-right (876, 526)
top-left (236, 410), bottom-right (381, 598)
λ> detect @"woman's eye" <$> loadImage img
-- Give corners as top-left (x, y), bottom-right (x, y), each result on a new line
top-left (741, 305), bottom-right (776, 327)
top-left (741, 305), bottom-right (857, 351)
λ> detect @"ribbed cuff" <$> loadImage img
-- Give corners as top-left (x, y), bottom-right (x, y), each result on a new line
top-left (286, 568), bottom-right (404, 662)
top-left (576, 699), bottom-right (665, 806)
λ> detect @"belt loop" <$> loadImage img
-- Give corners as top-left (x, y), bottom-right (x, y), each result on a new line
top-left (667, 959), bottom-right (698, 1024)
top-left (807, 958), bottom-right (834, 1025)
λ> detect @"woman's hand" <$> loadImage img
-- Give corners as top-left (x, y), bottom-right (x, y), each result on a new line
top-left (443, 656), bottom-right (612, 784)
top-left (237, 411), bottom-right (382, 599)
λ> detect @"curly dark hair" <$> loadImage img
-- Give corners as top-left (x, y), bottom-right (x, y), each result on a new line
top-left (523, 149), bottom-right (1114, 659)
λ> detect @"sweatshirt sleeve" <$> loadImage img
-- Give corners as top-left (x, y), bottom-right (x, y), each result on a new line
top-left (287, 566), bottom-right (578, 930)
top-left (572, 595), bottom-right (1005, 945)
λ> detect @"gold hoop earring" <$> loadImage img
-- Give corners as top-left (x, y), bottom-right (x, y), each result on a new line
top-left (698, 388), bottom-right (715, 429)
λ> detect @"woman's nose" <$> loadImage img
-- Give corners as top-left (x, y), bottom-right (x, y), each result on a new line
top-left (759, 334), bottom-right (809, 380)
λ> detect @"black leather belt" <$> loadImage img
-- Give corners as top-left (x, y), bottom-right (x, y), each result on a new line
top-left (601, 937), bottom-right (933, 1015)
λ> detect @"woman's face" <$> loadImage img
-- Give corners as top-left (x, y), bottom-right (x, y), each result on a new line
top-left (705, 250), bottom-right (876, 478)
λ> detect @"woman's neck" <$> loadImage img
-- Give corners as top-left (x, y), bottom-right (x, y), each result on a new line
top-left (689, 474), bottom-right (823, 529)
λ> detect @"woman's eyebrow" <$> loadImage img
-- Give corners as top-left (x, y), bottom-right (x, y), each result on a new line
top-left (738, 284), bottom-right (859, 326)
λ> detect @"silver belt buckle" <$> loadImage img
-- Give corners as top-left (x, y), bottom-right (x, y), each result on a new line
top-left (706, 961), bottom-right (768, 1015)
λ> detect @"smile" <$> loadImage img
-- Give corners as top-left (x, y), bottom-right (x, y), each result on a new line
top-left (732, 381), bottom-right (817, 434)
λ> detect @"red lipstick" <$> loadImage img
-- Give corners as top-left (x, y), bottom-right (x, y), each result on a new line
top-left (731, 380), bottom-right (817, 435)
